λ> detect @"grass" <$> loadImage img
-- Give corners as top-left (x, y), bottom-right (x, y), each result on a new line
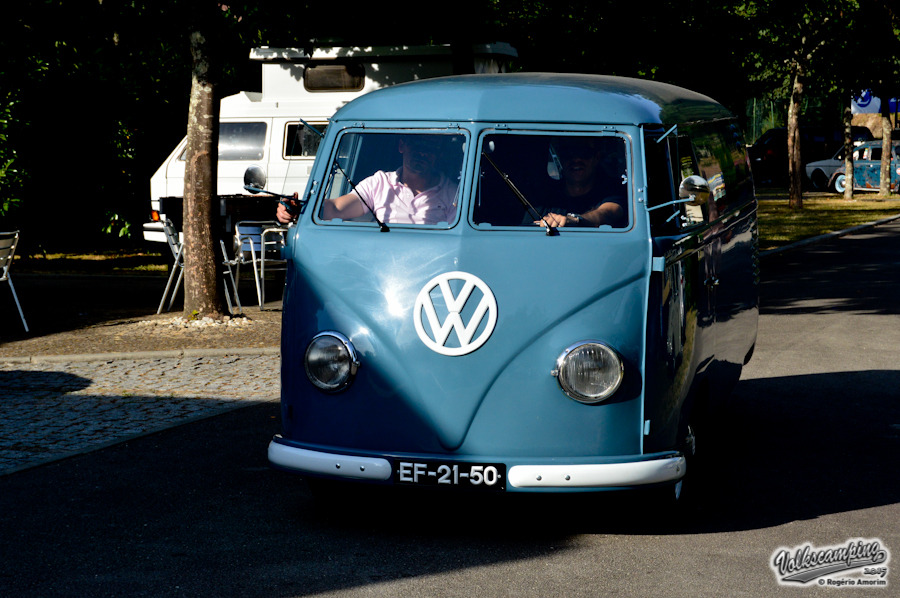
top-left (14, 250), bottom-right (167, 275)
top-left (756, 189), bottom-right (900, 251)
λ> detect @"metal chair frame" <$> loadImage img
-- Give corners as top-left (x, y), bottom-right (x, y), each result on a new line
top-left (0, 231), bottom-right (28, 332)
top-left (233, 221), bottom-right (288, 308)
top-left (220, 239), bottom-right (243, 316)
top-left (158, 220), bottom-right (243, 316)
top-left (157, 220), bottom-right (184, 314)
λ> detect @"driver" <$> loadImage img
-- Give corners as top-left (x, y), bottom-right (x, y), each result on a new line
top-left (276, 135), bottom-right (458, 225)
top-left (531, 137), bottom-right (627, 228)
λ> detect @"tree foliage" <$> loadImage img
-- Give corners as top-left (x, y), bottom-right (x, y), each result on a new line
top-left (735, 1), bottom-right (850, 207)
top-left (0, 0), bottom-right (897, 248)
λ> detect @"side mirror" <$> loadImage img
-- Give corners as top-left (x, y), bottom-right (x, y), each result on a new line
top-left (678, 175), bottom-right (710, 206)
top-left (244, 165), bottom-right (267, 192)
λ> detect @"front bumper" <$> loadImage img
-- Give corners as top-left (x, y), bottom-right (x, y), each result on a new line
top-left (268, 436), bottom-right (686, 491)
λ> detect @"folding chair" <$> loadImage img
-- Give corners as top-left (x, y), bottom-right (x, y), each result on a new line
top-left (158, 220), bottom-right (245, 316)
top-left (220, 239), bottom-right (243, 316)
top-left (0, 231), bottom-right (28, 332)
top-left (233, 221), bottom-right (288, 308)
top-left (157, 219), bottom-right (184, 314)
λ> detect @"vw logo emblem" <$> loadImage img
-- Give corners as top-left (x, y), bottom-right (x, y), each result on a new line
top-left (413, 271), bottom-right (497, 356)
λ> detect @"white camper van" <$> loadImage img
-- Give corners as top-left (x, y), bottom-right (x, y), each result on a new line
top-left (144, 43), bottom-right (517, 244)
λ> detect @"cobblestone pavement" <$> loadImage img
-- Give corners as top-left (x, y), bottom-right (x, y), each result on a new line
top-left (0, 351), bottom-right (280, 476)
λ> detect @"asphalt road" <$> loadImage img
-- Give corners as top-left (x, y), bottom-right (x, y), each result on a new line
top-left (1, 222), bottom-right (899, 597)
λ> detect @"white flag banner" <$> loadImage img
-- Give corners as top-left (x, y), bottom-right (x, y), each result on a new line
top-left (852, 90), bottom-right (881, 114)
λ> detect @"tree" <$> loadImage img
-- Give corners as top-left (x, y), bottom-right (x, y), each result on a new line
top-left (842, 104), bottom-right (856, 200)
top-left (736, 1), bottom-right (848, 209)
top-left (179, 3), bottom-right (268, 318)
top-left (832, 0), bottom-right (900, 197)
top-left (182, 27), bottom-right (224, 318)
top-left (863, 1), bottom-right (900, 196)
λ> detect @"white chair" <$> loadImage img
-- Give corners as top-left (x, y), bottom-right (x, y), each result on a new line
top-left (233, 221), bottom-right (288, 308)
top-left (0, 231), bottom-right (28, 332)
top-left (157, 220), bottom-right (184, 314)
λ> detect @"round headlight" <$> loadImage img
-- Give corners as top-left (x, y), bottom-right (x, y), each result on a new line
top-left (553, 341), bottom-right (624, 404)
top-left (304, 332), bottom-right (359, 393)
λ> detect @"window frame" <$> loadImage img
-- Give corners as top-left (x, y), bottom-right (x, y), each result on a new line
top-left (469, 128), bottom-right (633, 232)
top-left (312, 127), bottom-right (469, 229)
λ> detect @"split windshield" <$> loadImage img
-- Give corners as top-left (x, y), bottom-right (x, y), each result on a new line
top-left (316, 131), bottom-right (629, 230)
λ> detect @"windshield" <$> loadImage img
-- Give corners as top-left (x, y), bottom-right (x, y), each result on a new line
top-left (473, 133), bottom-right (629, 229)
top-left (317, 131), bottom-right (465, 226)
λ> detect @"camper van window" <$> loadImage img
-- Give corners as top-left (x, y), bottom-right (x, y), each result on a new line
top-left (284, 122), bottom-right (326, 158)
top-left (317, 131), bottom-right (465, 226)
top-left (473, 133), bottom-right (629, 229)
top-left (217, 122), bottom-right (267, 160)
top-left (178, 122), bottom-right (267, 161)
top-left (304, 64), bottom-right (365, 92)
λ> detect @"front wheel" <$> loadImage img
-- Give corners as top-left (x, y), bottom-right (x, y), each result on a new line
top-left (832, 173), bottom-right (848, 194)
top-left (643, 424), bottom-right (696, 517)
top-left (809, 170), bottom-right (829, 190)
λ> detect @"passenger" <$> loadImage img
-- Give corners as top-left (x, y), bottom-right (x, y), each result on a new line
top-left (276, 136), bottom-right (458, 225)
top-left (532, 137), bottom-right (627, 228)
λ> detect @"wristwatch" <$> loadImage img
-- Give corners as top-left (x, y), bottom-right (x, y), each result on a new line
top-left (566, 213), bottom-right (583, 225)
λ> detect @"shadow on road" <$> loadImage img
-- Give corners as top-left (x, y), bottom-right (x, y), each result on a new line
top-left (1, 364), bottom-right (897, 597)
top-left (702, 370), bottom-right (900, 530)
top-left (760, 225), bottom-right (900, 316)
top-left (0, 404), bottom-right (569, 597)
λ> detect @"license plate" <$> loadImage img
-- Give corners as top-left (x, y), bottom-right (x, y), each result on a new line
top-left (394, 460), bottom-right (506, 491)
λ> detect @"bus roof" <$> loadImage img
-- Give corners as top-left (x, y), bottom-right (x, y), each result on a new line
top-left (332, 73), bottom-right (734, 127)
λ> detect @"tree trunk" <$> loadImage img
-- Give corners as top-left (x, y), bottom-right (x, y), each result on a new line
top-left (842, 104), bottom-right (854, 200)
top-left (787, 67), bottom-right (804, 209)
top-left (880, 105), bottom-right (892, 196)
top-left (182, 30), bottom-right (224, 318)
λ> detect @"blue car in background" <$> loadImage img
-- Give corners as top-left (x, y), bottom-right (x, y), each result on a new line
top-left (268, 73), bottom-right (759, 510)
top-left (750, 126), bottom-right (872, 186)
top-left (805, 145), bottom-right (848, 191)
top-left (822, 140), bottom-right (900, 194)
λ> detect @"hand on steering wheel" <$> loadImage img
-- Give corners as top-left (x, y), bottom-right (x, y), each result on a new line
top-left (534, 212), bottom-right (570, 228)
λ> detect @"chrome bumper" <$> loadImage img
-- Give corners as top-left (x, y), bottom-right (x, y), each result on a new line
top-left (268, 440), bottom-right (392, 481)
top-left (268, 437), bottom-right (686, 489)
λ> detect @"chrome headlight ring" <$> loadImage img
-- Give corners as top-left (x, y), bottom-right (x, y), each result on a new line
top-left (552, 340), bottom-right (624, 404)
top-left (304, 331), bottom-right (360, 393)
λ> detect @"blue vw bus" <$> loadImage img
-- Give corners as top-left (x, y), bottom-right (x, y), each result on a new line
top-left (268, 73), bottom-right (759, 504)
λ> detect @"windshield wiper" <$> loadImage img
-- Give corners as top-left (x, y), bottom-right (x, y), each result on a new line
top-left (330, 161), bottom-right (389, 232)
top-left (481, 152), bottom-right (558, 235)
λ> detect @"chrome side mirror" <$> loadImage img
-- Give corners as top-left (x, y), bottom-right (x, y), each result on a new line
top-left (678, 175), bottom-right (710, 206)
top-left (243, 165), bottom-right (267, 192)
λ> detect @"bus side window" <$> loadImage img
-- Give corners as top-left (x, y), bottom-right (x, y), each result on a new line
top-left (675, 135), bottom-right (707, 225)
top-left (644, 132), bottom-right (679, 236)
